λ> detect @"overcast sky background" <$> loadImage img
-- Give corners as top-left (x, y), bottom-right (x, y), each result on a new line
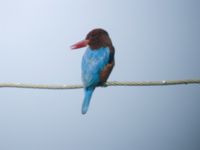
top-left (0, 0), bottom-right (199, 150)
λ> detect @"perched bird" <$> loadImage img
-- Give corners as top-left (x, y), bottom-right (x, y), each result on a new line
top-left (71, 28), bottom-right (115, 114)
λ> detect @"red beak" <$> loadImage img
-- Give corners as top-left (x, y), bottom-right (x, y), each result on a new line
top-left (71, 39), bottom-right (90, 49)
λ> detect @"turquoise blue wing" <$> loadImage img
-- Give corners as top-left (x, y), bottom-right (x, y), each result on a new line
top-left (81, 47), bottom-right (110, 87)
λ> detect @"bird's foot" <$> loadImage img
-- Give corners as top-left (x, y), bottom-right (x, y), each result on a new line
top-left (98, 82), bottom-right (108, 88)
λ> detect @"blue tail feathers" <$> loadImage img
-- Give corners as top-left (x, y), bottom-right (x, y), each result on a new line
top-left (82, 87), bottom-right (95, 114)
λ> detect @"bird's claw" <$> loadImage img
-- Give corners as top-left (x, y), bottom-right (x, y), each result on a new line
top-left (99, 83), bottom-right (108, 88)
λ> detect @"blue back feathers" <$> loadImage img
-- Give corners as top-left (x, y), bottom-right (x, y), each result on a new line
top-left (82, 47), bottom-right (110, 87)
top-left (81, 47), bottom-right (110, 114)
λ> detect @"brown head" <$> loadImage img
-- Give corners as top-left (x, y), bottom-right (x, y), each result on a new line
top-left (71, 28), bottom-right (113, 50)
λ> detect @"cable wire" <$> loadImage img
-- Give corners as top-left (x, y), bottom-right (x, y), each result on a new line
top-left (0, 79), bottom-right (199, 90)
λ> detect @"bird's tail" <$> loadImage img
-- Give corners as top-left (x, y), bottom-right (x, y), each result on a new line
top-left (82, 87), bottom-right (95, 115)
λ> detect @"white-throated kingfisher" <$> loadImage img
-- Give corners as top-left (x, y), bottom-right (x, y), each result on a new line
top-left (71, 28), bottom-right (115, 114)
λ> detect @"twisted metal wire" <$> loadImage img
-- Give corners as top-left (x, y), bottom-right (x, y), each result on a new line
top-left (0, 79), bottom-right (199, 90)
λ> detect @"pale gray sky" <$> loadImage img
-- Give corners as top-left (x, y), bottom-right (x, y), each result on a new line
top-left (0, 0), bottom-right (200, 150)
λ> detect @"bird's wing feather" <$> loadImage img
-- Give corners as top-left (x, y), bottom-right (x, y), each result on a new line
top-left (82, 47), bottom-right (110, 87)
